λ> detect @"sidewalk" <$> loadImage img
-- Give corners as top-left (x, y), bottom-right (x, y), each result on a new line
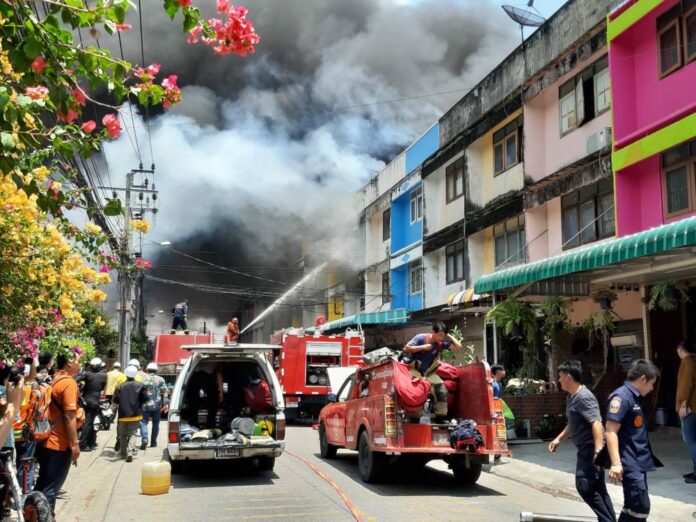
top-left (55, 424), bottom-right (169, 521)
top-left (494, 427), bottom-right (695, 521)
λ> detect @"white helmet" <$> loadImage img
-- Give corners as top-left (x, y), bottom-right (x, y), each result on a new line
top-left (146, 362), bottom-right (158, 372)
top-left (90, 357), bottom-right (103, 368)
top-left (128, 358), bottom-right (141, 369)
top-left (125, 365), bottom-right (138, 379)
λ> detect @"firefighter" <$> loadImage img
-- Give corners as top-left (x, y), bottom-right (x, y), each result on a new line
top-left (226, 317), bottom-right (240, 343)
top-left (403, 322), bottom-right (461, 418)
top-left (170, 299), bottom-right (189, 334)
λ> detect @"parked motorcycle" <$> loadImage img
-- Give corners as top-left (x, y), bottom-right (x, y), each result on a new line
top-left (0, 449), bottom-right (51, 521)
top-left (94, 395), bottom-right (114, 431)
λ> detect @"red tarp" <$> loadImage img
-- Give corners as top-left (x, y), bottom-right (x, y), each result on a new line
top-left (153, 333), bottom-right (213, 364)
top-left (393, 362), bottom-right (430, 411)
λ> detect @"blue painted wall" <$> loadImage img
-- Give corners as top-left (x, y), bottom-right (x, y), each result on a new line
top-left (390, 265), bottom-right (423, 312)
top-left (405, 123), bottom-right (439, 175)
top-left (390, 184), bottom-right (422, 254)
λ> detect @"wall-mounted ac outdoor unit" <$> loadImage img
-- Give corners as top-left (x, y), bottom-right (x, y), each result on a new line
top-left (611, 334), bottom-right (641, 347)
top-left (586, 127), bottom-right (612, 155)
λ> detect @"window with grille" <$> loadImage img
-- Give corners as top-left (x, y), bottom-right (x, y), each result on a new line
top-left (558, 55), bottom-right (609, 135)
top-left (409, 259), bottom-right (422, 294)
top-left (446, 157), bottom-right (465, 203)
top-left (662, 139), bottom-right (696, 218)
top-left (561, 179), bottom-right (615, 249)
top-left (494, 215), bottom-right (525, 268)
top-left (445, 239), bottom-right (465, 284)
top-left (410, 187), bottom-right (423, 224)
top-left (493, 116), bottom-right (523, 175)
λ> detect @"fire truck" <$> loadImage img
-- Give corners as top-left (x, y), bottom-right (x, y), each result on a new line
top-left (269, 326), bottom-right (364, 421)
top-left (153, 333), bottom-right (213, 386)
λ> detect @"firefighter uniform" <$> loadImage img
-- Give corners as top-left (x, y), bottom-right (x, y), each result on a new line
top-left (605, 382), bottom-right (659, 522)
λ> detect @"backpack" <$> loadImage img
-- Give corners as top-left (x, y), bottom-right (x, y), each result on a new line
top-left (450, 419), bottom-right (484, 449)
top-left (27, 383), bottom-right (52, 442)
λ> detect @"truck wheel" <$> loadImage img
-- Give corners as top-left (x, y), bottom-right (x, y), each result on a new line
top-left (319, 423), bottom-right (338, 459)
top-left (358, 431), bottom-right (384, 483)
top-left (452, 462), bottom-right (482, 485)
top-left (257, 456), bottom-right (275, 472)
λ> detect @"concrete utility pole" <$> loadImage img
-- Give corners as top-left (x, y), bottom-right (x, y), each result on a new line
top-left (102, 167), bottom-right (158, 367)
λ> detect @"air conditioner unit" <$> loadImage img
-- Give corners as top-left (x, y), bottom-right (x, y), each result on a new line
top-left (586, 127), bottom-right (612, 155)
top-left (611, 334), bottom-right (641, 347)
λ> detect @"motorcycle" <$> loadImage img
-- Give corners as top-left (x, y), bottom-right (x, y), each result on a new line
top-left (94, 395), bottom-right (114, 431)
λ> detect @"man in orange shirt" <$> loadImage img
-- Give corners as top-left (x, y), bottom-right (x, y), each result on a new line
top-left (35, 350), bottom-right (81, 517)
top-left (226, 317), bottom-right (239, 343)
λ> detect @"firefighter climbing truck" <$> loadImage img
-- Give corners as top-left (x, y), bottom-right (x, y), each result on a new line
top-left (269, 327), bottom-right (364, 421)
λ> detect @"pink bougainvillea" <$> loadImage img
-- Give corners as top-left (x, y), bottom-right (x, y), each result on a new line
top-left (187, 2), bottom-right (259, 57)
top-left (102, 114), bottom-right (121, 139)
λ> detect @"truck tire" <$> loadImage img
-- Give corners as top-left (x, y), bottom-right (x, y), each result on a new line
top-left (452, 462), bottom-right (483, 485)
top-left (358, 431), bottom-right (384, 483)
top-left (319, 423), bottom-right (338, 459)
top-left (257, 456), bottom-right (275, 472)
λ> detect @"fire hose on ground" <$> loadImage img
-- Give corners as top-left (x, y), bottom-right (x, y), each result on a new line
top-left (520, 513), bottom-right (600, 522)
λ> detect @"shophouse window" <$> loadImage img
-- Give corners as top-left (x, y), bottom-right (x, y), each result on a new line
top-left (382, 208), bottom-right (390, 241)
top-left (559, 56), bottom-right (609, 135)
top-left (561, 179), bottom-right (615, 249)
top-left (662, 139), bottom-right (696, 218)
top-left (446, 157), bottom-right (465, 202)
top-left (493, 116), bottom-right (523, 175)
top-left (382, 271), bottom-right (391, 302)
top-left (657, 1), bottom-right (696, 77)
top-left (494, 215), bottom-right (525, 268)
top-left (410, 187), bottom-right (423, 224)
top-left (446, 239), bottom-right (465, 284)
top-left (409, 259), bottom-right (422, 294)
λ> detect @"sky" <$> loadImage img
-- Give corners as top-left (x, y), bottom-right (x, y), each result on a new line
top-left (95, 0), bottom-right (573, 335)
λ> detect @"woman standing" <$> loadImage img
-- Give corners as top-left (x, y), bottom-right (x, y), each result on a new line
top-left (676, 339), bottom-right (696, 484)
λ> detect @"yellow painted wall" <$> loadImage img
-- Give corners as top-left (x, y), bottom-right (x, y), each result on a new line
top-left (478, 110), bottom-right (524, 206)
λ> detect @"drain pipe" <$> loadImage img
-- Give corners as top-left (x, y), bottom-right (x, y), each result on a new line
top-left (520, 513), bottom-right (598, 522)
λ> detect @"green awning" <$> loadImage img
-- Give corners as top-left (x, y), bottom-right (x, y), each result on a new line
top-left (474, 216), bottom-right (696, 293)
top-left (319, 308), bottom-right (409, 332)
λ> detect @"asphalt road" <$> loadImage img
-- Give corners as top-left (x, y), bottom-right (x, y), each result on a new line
top-left (56, 424), bottom-right (599, 522)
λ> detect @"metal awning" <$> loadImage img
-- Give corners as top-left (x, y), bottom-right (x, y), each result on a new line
top-left (319, 308), bottom-right (409, 332)
top-left (447, 288), bottom-right (483, 306)
top-left (474, 216), bottom-right (696, 294)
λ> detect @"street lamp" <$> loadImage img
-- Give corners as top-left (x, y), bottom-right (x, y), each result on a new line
top-left (159, 241), bottom-right (172, 247)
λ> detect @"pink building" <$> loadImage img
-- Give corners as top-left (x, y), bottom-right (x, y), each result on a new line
top-left (609, 0), bottom-right (696, 236)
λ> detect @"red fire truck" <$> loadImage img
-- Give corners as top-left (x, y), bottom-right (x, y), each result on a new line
top-left (317, 359), bottom-right (510, 484)
top-left (269, 327), bottom-right (364, 421)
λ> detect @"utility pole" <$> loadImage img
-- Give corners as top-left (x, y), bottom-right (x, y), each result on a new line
top-left (102, 167), bottom-right (158, 367)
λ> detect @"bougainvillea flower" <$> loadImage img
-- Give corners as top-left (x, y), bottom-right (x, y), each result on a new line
top-left (115, 23), bottom-right (132, 32)
top-left (25, 86), bottom-right (49, 100)
top-left (81, 120), bottom-right (96, 133)
top-left (178, 0), bottom-right (192, 6)
top-left (102, 114), bottom-right (121, 138)
top-left (30, 56), bottom-right (48, 74)
top-left (72, 87), bottom-right (87, 107)
top-left (57, 109), bottom-right (79, 123)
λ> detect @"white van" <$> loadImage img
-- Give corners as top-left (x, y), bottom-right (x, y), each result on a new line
top-left (165, 343), bottom-right (285, 472)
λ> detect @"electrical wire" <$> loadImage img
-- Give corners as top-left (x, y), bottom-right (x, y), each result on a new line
top-left (137, 0), bottom-right (155, 168)
top-left (116, 32), bottom-right (142, 165)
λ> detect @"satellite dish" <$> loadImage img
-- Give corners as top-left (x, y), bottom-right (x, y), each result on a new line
top-left (502, 5), bottom-right (546, 27)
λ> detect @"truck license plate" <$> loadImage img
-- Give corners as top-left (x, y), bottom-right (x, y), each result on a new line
top-left (215, 448), bottom-right (241, 459)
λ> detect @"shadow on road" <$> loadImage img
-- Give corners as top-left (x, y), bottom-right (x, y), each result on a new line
top-left (171, 459), bottom-right (280, 489)
top-left (315, 452), bottom-right (505, 498)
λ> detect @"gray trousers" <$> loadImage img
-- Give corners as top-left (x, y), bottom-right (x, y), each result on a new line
top-left (117, 421), bottom-right (139, 459)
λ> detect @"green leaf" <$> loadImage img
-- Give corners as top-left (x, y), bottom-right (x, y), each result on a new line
top-left (1, 132), bottom-right (15, 149)
top-left (103, 198), bottom-right (124, 216)
top-left (0, 92), bottom-right (9, 111)
top-left (164, 0), bottom-right (179, 20)
top-left (22, 37), bottom-right (42, 60)
top-left (137, 89), bottom-right (149, 106)
top-left (16, 95), bottom-right (34, 108)
top-left (4, 106), bottom-right (17, 125)
top-left (183, 10), bottom-right (199, 32)
top-left (64, 0), bottom-right (83, 7)
top-left (103, 20), bottom-right (116, 35)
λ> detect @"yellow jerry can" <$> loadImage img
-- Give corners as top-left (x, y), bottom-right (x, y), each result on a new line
top-left (141, 460), bottom-right (171, 495)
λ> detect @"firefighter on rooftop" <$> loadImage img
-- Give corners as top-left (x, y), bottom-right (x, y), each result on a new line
top-left (170, 299), bottom-right (189, 334)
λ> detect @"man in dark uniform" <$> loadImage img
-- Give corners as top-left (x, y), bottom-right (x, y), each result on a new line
top-left (549, 360), bottom-right (615, 521)
top-left (170, 299), bottom-right (189, 334)
top-left (605, 359), bottom-right (661, 522)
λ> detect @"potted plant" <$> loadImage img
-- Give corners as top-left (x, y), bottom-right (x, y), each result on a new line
top-left (487, 298), bottom-right (539, 379)
top-left (584, 310), bottom-right (616, 373)
top-left (592, 289), bottom-right (618, 311)
top-left (647, 280), bottom-right (689, 312)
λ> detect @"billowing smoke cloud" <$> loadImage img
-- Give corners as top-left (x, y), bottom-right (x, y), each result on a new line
top-left (98, 0), bottom-right (518, 332)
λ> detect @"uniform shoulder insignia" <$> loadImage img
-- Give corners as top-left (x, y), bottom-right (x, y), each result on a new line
top-left (609, 395), bottom-right (622, 414)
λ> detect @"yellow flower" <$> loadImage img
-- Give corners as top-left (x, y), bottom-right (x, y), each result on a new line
top-left (33, 166), bottom-right (50, 182)
top-left (85, 222), bottom-right (102, 235)
top-left (129, 219), bottom-right (150, 234)
top-left (95, 316), bottom-right (105, 327)
top-left (97, 273), bottom-right (111, 284)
